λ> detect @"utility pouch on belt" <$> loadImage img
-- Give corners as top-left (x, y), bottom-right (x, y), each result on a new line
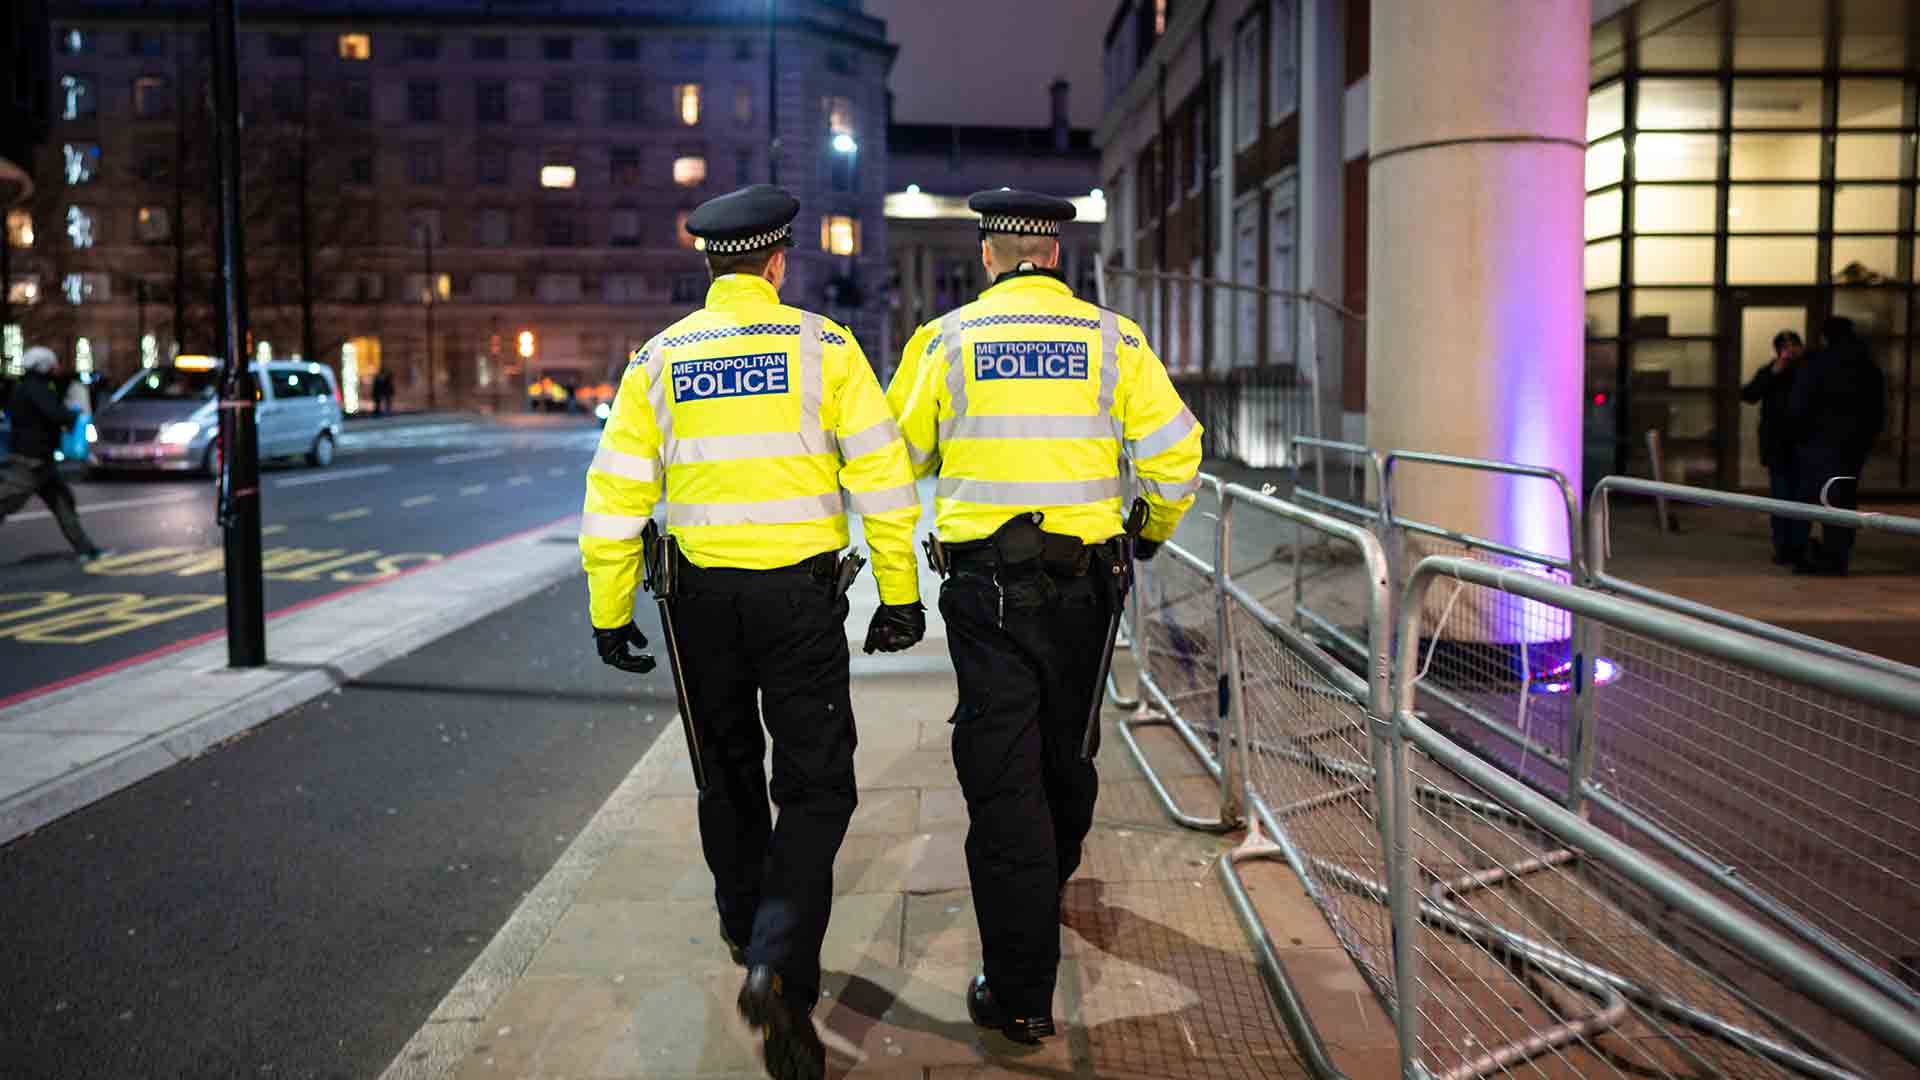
top-left (642, 521), bottom-right (678, 600)
top-left (989, 512), bottom-right (1047, 566)
top-left (1040, 532), bottom-right (1091, 577)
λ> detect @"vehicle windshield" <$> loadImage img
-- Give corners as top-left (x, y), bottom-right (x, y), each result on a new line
top-left (117, 368), bottom-right (218, 403)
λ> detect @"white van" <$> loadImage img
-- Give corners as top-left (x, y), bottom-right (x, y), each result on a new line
top-left (89, 359), bottom-right (343, 474)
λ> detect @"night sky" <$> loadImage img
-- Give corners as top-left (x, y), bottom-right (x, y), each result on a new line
top-left (866, 0), bottom-right (1108, 130)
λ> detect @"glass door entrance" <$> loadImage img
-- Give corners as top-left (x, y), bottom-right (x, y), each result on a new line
top-left (1732, 298), bottom-right (1814, 490)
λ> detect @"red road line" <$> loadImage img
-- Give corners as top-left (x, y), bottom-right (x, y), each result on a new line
top-left (0, 512), bottom-right (581, 713)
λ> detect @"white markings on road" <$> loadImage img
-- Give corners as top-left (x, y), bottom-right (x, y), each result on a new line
top-left (275, 464), bottom-right (394, 488)
top-left (13, 492), bottom-right (198, 522)
top-left (507, 476), bottom-right (531, 487)
top-left (328, 507), bottom-right (372, 522)
top-left (547, 467), bottom-right (568, 477)
top-left (459, 484), bottom-right (488, 496)
top-left (433, 449), bottom-right (507, 465)
top-left (401, 495), bottom-right (438, 508)
top-left (262, 524), bottom-right (288, 536)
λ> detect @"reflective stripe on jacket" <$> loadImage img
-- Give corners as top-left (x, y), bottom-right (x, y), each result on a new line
top-left (581, 273), bottom-right (921, 628)
top-left (889, 272), bottom-right (1202, 545)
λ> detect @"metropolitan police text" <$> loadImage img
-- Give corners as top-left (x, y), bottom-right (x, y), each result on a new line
top-left (975, 341), bottom-right (1090, 381)
top-left (672, 353), bottom-right (791, 402)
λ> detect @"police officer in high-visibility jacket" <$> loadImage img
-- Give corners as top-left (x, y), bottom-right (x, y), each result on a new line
top-left (582, 185), bottom-right (926, 1080)
top-left (890, 190), bottom-right (1201, 1044)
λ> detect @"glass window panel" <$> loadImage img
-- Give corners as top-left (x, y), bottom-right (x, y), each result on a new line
top-left (1730, 133), bottom-right (1820, 179)
top-left (1634, 340), bottom-right (1718, 388)
top-left (1728, 235), bottom-right (1817, 282)
top-left (1586, 189), bottom-right (1622, 240)
top-left (1836, 133), bottom-right (1906, 178)
top-left (1636, 133), bottom-right (1718, 181)
top-left (1833, 288), bottom-right (1909, 336)
top-left (1840, 0), bottom-right (1907, 68)
top-left (1834, 184), bottom-right (1901, 230)
top-left (1587, 136), bottom-right (1625, 190)
top-left (1586, 238), bottom-right (1621, 290)
top-left (1832, 236), bottom-right (1898, 281)
top-left (1587, 290), bottom-right (1620, 338)
top-left (1634, 289), bottom-right (1717, 336)
top-left (1634, 236), bottom-right (1715, 284)
top-left (1639, 2), bottom-right (1723, 70)
top-left (1732, 79), bottom-right (1822, 128)
top-left (1588, 82), bottom-right (1625, 141)
top-left (1839, 79), bottom-right (1904, 127)
top-left (1637, 79), bottom-right (1723, 129)
top-left (1733, 0), bottom-right (1826, 69)
top-left (1635, 184), bottom-right (1717, 232)
top-left (1728, 184), bottom-right (1818, 231)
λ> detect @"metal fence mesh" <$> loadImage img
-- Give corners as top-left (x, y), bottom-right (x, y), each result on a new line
top-left (1585, 619), bottom-right (1920, 1007)
top-left (1141, 549), bottom-right (1222, 747)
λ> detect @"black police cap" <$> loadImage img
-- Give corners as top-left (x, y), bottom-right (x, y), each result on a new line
top-left (968, 189), bottom-right (1076, 237)
top-left (685, 184), bottom-right (800, 254)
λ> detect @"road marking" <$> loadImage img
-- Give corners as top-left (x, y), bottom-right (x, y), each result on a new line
top-left (262, 524), bottom-right (288, 536)
top-left (433, 449), bottom-right (507, 465)
top-left (460, 484), bottom-right (488, 496)
top-left (12, 492), bottom-right (197, 522)
top-left (548, 467), bottom-right (568, 477)
top-left (507, 475), bottom-right (532, 487)
top-left (402, 495), bottom-right (438, 508)
top-left (328, 507), bottom-right (372, 522)
top-left (275, 464), bottom-right (394, 488)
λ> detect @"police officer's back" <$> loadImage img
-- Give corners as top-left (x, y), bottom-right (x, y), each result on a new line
top-left (890, 190), bottom-right (1202, 1043)
top-left (580, 185), bottom-right (925, 1080)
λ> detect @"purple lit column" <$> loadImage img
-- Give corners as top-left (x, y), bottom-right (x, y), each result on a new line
top-left (1367, 0), bottom-right (1590, 642)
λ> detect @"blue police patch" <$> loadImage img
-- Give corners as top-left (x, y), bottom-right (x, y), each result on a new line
top-left (973, 340), bottom-right (1089, 381)
top-left (672, 353), bottom-right (790, 402)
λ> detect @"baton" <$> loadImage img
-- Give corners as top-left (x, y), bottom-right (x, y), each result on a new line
top-left (644, 522), bottom-right (707, 792)
top-left (1081, 498), bottom-right (1150, 762)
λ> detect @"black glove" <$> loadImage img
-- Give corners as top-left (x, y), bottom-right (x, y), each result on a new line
top-left (1133, 538), bottom-right (1162, 562)
top-left (593, 622), bottom-right (656, 674)
top-left (863, 602), bottom-right (926, 654)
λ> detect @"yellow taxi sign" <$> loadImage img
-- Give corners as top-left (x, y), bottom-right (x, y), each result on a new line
top-left (173, 354), bottom-right (219, 371)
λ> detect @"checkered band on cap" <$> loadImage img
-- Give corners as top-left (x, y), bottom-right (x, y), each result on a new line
top-left (706, 224), bottom-right (791, 254)
top-left (978, 214), bottom-right (1060, 237)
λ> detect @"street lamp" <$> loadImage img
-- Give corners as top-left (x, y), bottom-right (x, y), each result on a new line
top-left (831, 133), bottom-right (857, 155)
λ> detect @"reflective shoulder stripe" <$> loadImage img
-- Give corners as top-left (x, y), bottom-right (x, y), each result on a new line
top-left (642, 336), bottom-right (675, 452)
top-left (581, 510), bottom-right (651, 540)
top-left (905, 440), bottom-right (936, 466)
top-left (1097, 310), bottom-right (1120, 434)
top-left (940, 311), bottom-right (967, 438)
top-left (1129, 407), bottom-right (1198, 460)
top-left (666, 490), bottom-right (844, 527)
top-left (838, 418), bottom-right (900, 460)
top-left (1138, 474), bottom-right (1203, 502)
top-left (943, 414), bottom-right (1116, 441)
top-left (845, 481), bottom-right (920, 516)
top-left (590, 445), bottom-right (660, 482)
top-left (671, 429), bottom-right (834, 463)
top-left (935, 475), bottom-right (1124, 506)
top-left (798, 313), bottom-right (825, 434)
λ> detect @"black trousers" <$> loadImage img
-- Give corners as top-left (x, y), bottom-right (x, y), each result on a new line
top-left (1766, 460), bottom-right (1808, 560)
top-left (940, 559), bottom-right (1111, 1019)
top-left (1797, 449), bottom-right (1866, 569)
top-left (673, 561), bottom-right (856, 1008)
top-left (0, 455), bottom-right (97, 555)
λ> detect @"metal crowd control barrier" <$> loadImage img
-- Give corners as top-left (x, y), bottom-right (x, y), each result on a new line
top-left (1288, 436), bottom-right (1386, 666)
top-left (1116, 472), bottom-right (1241, 833)
top-left (1388, 556), bottom-right (1920, 1079)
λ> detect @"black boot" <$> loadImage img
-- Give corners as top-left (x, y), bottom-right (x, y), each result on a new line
top-left (736, 965), bottom-right (825, 1080)
top-left (718, 919), bottom-right (748, 968)
top-left (966, 974), bottom-right (1055, 1045)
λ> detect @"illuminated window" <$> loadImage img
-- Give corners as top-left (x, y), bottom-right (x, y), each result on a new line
top-left (136, 206), bottom-right (171, 243)
top-left (66, 205), bottom-right (96, 248)
top-left (134, 76), bottom-right (170, 118)
top-left (141, 333), bottom-right (158, 368)
top-left (823, 96), bottom-right (854, 136)
top-left (8, 276), bottom-right (40, 306)
top-left (540, 161), bottom-right (577, 189)
top-left (61, 75), bottom-right (95, 120)
top-left (672, 156), bottom-right (707, 187)
top-left (63, 143), bottom-right (98, 185)
top-left (338, 33), bottom-right (371, 60)
top-left (1154, 0), bottom-right (1168, 35)
top-left (407, 273), bottom-right (452, 302)
top-left (75, 338), bottom-right (95, 375)
top-left (675, 84), bottom-right (702, 126)
top-left (63, 272), bottom-right (110, 304)
top-left (58, 29), bottom-right (92, 55)
top-left (6, 210), bottom-right (33, 248)
top-left (821, 214), bottom-right (859, 256)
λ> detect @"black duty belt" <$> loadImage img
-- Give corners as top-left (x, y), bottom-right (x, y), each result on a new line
top-left (944, 515), bottom-right (1122, 578)
top-left (676, 550), bottom-right (840, 590)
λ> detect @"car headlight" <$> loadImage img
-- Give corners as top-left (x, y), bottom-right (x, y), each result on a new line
top-left (158, 421), bottom-right (202, 445)
top-left (85, 423), bottom-right (99, 444)
top-left (594, 401), bottom-right (612, 421)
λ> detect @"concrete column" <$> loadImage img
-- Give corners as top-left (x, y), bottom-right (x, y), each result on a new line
top-left (1367, 0), bottom-right (1589, 578)
top-left (1299, 0), bottom-right (1346, 449)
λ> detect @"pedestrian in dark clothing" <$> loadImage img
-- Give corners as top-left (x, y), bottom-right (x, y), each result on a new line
top-left (1787, 317), bottom-right (1888, 576)
top-left (372, 370), bottom-right (395, 416)
top-left (1, 346), bottom-right (105, 560)
top-left (1741, 330), bottom-right (1806, 565)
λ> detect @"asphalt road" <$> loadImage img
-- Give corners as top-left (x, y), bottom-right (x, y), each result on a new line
top-left (0, 414), bottom-right (603, 705)
top-left (0, 571), bottom-right (677, 1079)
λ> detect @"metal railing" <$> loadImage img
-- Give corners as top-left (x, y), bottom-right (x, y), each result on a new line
top-left (1108, 466), bottom-right (1920, 1078)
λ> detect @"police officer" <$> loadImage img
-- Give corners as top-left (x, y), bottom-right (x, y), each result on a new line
top-left (582, 185), bottom-right (926, 1080)
top-left (890, 190), bottom-right (1202, 1043)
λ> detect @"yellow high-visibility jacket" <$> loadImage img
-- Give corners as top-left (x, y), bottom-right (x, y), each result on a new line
top-left (582, 274), bottom-right (922, 629)
top-left (890, 271), bottom-right (1202, 545)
